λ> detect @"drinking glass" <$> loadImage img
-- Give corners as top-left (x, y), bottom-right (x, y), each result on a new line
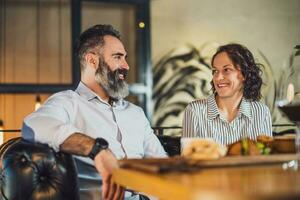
top-left (277, 100), bottom-right (300, 170)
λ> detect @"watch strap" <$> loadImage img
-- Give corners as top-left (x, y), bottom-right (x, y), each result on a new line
top-left (88, 138), bottom-right (109, 160)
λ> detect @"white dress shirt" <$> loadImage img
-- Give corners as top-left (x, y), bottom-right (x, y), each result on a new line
top-left (22, 82), bottom-right (167, 166)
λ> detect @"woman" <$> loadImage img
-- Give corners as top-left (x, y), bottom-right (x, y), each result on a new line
top-left (182, 43), bottom-right (272, 145)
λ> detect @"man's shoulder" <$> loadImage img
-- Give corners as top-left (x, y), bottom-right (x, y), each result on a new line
top-left (45, 90), bottom-right (78, 104)
top-left (49, 90), bottom-right (76, 99)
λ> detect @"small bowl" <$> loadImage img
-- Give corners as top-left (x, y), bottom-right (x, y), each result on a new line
top-left (273, 134), bottom-right (295, 153)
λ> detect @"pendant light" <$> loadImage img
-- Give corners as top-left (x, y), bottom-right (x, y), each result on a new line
top-left (0, 95), bottom-right (4, 145)
top-left (58, 0), bottom-right (63, 83)
top-left (0, 119), bottom-right (3, 130)
top-left (0, 96), bottom-right (3, 132)
top-left (35, 95), bottom-right (41, 111)
top-left (0, 1), bottom-right (6, 144)
top-left (35, 0), bottom-right (41, 111)
top-left (0, 95), bottom-right (4, 131)
top-left (0, 118), bottom-right (3, 145)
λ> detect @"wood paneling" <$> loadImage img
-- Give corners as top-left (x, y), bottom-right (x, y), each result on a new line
top-left (1, 0), bottom-right (71, 84)
top-left (1, 94), bottom-right (50, 142)
top-left (0, 1), bottom-right (71, 143)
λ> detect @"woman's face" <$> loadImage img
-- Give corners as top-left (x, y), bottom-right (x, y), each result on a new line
top-left (212, 52), bottom-right (245, 100)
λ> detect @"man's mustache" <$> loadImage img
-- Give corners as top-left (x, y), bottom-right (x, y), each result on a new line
top-left (115, 68), bottom-right (128, 79)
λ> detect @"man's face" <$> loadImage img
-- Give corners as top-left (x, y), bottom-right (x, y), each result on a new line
top-left (212, 52), bottom-right (245, 100)
top-left (95, 36), bottom-right (130, 99)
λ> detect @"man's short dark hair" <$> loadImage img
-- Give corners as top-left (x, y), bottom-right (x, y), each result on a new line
top-left (76, 24), bottom-right (121, 69)
top-left (211, 43), bottom-right (263, 101)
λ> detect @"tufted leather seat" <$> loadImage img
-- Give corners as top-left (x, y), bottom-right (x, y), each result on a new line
top-left (0, 137), bottom-right (79, 200)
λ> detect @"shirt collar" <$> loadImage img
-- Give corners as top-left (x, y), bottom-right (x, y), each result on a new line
top-left (75, 82), bottom-right (127, 108)
top-left (75, 82), bottom-right (97, 101)
top-left (207, 94), bottom-right (252, 120)
top-left (239, 97), bottom-right (252, 119)
top-left (207, 94), bottom-right (220, 120)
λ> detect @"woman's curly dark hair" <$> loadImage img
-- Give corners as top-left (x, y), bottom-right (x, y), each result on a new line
top-left (211, 43), bottom-right (263, 101)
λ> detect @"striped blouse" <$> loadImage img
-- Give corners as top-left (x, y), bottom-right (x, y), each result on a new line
top-left (182, 95), bottom-right (272, 145)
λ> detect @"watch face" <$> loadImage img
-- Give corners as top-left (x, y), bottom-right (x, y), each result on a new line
top-left (88, 138), bottom-right (109, 160)
top-left (97, 138), bottom-right (109, 149)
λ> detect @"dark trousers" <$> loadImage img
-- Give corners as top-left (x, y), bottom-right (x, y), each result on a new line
top-left (74, 158), bottom-right (149, 200)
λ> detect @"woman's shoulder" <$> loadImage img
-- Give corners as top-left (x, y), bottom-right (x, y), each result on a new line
top-left (186, 98), bottom-right (208, 111)
top-left (249, 100), bottom-right (271, 113)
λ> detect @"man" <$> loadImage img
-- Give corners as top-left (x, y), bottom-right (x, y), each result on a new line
top-left (182, 43), bottom-right (272, 144)
top-left (22, 24), bottom-right (167, 200)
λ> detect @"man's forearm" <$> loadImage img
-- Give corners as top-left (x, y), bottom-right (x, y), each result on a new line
top-left (60, 133), bottom-right (94, 156)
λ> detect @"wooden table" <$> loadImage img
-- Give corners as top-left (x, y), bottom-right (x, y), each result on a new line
top-left (112, 156), bottom-right (300, 200)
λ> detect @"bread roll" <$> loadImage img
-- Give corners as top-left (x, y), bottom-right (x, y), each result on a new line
top-left (182, 138), bottom-right (227, 160)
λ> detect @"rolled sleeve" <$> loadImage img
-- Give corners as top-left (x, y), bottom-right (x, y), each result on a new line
top-left (23, 116), bottom-right (81, 151)
top-left (22, 92), bottom-right (81, 151)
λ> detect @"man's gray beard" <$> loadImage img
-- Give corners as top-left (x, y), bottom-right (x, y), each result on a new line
top-left (95, 60), bottom-right (129, 99)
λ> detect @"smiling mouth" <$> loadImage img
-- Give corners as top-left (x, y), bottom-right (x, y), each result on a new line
top-left (217, 83), bottom-right (230, 88)
top-left (117, 69), bottom-right (128, 80)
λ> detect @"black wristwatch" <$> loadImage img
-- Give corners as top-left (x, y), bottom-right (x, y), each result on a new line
top-left (88, 138), bottom-right (109, 160)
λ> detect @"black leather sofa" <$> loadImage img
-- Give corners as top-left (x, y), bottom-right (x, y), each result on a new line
top-left (0, 133), bottom-right (181, 200)
top-left (0, 137), bottom-right (79, 200)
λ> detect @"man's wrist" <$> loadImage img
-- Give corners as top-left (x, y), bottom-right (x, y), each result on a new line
top-left (88, 138), bottom-right (109, 160)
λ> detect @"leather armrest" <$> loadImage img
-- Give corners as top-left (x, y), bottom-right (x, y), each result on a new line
top-left (0, 137), bottom-right (79, 200)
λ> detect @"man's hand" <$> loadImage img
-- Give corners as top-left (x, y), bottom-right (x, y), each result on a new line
top-left (94, 149), bottom-right (125, 200)
top-left (60, 133), bottom-right (125, 200)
